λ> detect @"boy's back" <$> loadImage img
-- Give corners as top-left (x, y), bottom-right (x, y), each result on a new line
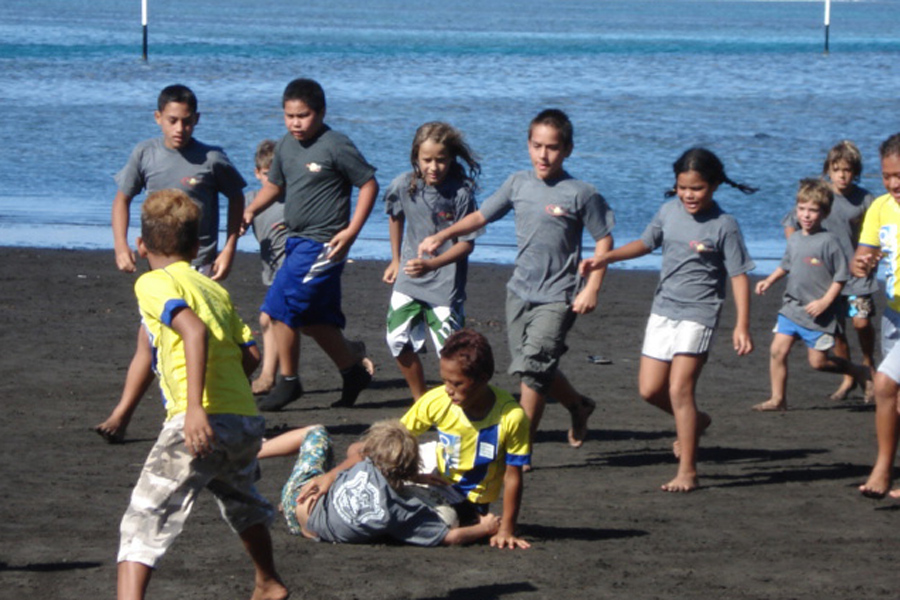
top-left (136, 260), bottom-right (258, 419)
top-left (270, 127), bottom-right (376, 241)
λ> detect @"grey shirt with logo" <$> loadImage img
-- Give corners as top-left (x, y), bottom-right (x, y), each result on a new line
top-left (780, 185), bottom-right (877, 296)
top-left (640, 198), bottom-right (754, 328)
top-left (479, 170), bottom-right (615, 304)
top-left (116, 137), bottom-right (247, 266)
top-left (305, 458), bottom-right (449, 546)
top-left (778, 229), bottom-right (849, 333)
top-left (385, 171), bottom-right (479, 307)
top-left (268, 127), bottom-right (376, 243)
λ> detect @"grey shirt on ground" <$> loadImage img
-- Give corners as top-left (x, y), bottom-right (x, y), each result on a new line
top-left (248, 189), bottom-right (287, 286)
top-left (385, 171), bottom-right (479, 306)
top-left (479, 170), bottom-right (615, 304)
top-left (640, 198), bottom-right (754, 328)
top-left (780, 185), bottom-right (876, 296)
top-left (115, 137), bottom-right (247, 266)
top-left (268, 127), bottom-right (376, 243)
top-left (778, 229), bottom-right (849, 333)
top-left (306, 458), bottom-right (449, 546)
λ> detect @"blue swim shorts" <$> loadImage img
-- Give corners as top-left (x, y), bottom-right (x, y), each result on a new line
top-left (261, 237), bottom-right (346, 329)
top-left (774, 314), bottom-right (834, 351)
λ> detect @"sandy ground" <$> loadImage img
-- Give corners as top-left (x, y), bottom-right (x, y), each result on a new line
top-left (0, 247), bottom-right (896, 600)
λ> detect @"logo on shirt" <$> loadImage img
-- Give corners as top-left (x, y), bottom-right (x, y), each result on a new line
top-left (545, 204), bottom-right (569, 217)
top-left (333, 470), bottom-right (385, 525)
top-left (306, 162), bottom-right (322, 173)
top-left (689, 240), bottom-right (714, 253)
top-left (437, 210), bottom-right (454, 222)
top-left (438, 431), bottom-right (462, 471)
top-left (803, 257), bottom-right (823, 266)
top-left (180, 176), bottom-right (200, 188)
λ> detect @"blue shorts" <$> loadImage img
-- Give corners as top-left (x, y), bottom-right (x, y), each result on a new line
top-left (261, 237), bottom-right (346, 329)
top-left (774, 314), bottom-right (834, 351)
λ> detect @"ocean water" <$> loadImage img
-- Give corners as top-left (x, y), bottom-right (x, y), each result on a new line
top-left (1, 0), bottom-right (899, 272)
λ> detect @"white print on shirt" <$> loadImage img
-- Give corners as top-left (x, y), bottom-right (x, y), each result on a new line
top-left (334, 470), bottom-right (385, 525)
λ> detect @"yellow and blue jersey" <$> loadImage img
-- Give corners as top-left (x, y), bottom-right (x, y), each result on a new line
top-left (859, 193), bottom-right (900, 313)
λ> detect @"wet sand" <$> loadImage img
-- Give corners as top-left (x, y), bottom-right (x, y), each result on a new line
top-left (0, 247), bottom-right (895, 599)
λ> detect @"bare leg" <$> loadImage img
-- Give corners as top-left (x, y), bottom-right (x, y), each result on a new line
top-left (518, 381), bottom-right (546, 450)
top-left (662, 354), bottom-right (706, 492)
top-left (546, 370), bottom-right (595, 448)
top-left (96, 326), bottom-right (155, 443)
top-left (300, 323), bottom-right (357, 370)
top-left (117, 561), bottom-right (152, 600)
top-left (257, 425), bottom-right (320, 459)
top-left (252, 312), bottom-right (279, 395)
top-left (829, 331), bottom-right (856, 401)
top-left (854, 315), bottom-right (877, 403)
top-left (860, 373), bottom-right (900, 498)
top-left (396, 349), bottom-right (427, 401)
top-left (753, 333), bottom-right (793, 412)
top-left (239, 523), bottom-right (288, 600)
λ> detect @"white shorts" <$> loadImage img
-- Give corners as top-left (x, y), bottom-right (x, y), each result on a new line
top-left (641, 313), bottom-right (714, 362)
top-left (877, 308), bottom-right (900, 382)
top-left (385, 291), bottom-right (464, 358)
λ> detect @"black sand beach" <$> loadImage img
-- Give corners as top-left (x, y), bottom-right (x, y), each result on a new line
top-left (0, 247), bottom-right (896, 599)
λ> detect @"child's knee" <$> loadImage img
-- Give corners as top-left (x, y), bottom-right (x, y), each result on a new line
top-left (807, 350), bottom-right (828, 370)
top-left (873, 373), bottom-right (900, 406)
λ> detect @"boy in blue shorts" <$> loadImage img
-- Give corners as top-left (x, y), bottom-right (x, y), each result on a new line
top-left (96, 84), bottom-right (247, 443)
top-left (754, 179), bottom-right (869, 412)
top-left (117, 189), bottom-right (286, 600)
top-left (419, 109), bottom-right (614, 460)
top-left (242, 78), bottom-right (379, 411)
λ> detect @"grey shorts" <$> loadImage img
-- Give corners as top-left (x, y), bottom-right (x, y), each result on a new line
top-left (878, 308), bottom-right (900, 382)
top-left (118, 413), bottom-right (273, 567)
top-left (506, 290), bottom-right (575, 394)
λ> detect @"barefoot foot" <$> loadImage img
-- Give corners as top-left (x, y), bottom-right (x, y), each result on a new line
top-left (252, 374), bottom-right (275, 395)
top-left (250, 577), bottom-right (289, 600)
top-left (94, 418), bottom-right (127, 444)
top-left (828, 380), bottom-right (856, 402)
top-left (661, 473), bottom-right (698, 492)
top-left (859, 469), bottom-right (892, 499)
top-left (752, 399), bottom-right (787, 412)
top-left (567, 396), bottom-right (595, 448)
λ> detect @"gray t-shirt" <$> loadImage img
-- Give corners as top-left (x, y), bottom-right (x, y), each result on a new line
top-left (479, 170), bottom-right (615, 304)
top-left (115, 137), bottom-right (247, 267)
top-left (780, 185), bottom-right (877, 296)
top-left (778, 229), bottom-right (849, 333)
top-left (640, 198), bottom-right (755, 328)
top-left (268, 127), bottom-right (377, 243)
top-left (248, 189), bottom-right (288, 286)
top-left (305, 458), bottom-right (449, 546)
top-left (384, 171), bottom-right (479, 306)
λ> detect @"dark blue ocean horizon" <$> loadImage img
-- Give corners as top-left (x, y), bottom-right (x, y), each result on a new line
top-left (1, 0), bottom-right (899, 272)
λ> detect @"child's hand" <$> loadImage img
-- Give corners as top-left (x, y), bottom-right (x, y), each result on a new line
top-left (210, 249), bottom-right (233, 281)
top-left (733, 327), bottom-right (753, 356)
top-left (479, 513), bottom-right (501, 536)
top-left (327, 229), bottom-right (357, 262)
top-left (240, 209), bottom-right (255, 236)
top-left (490, 529), bottom-right (531, 550)
top-left (804, 298), bottom-right (829, 318)
top-left (115, 246), bottom-right (137, 273)
top-left (755, 280), bottom-right (770, 295)
top-left (571, 287), bottom-right (598, 315)
top-left (382, 261), bottom-right (399, 284)
top-left (578, 256), bottom-right (607, 277)
top-left (184, 406), bottom-right (215, 459)
top-left (418, 235), bottom-right (442, 258)
top-left (298, 472), bottom-right (337, 504)
top-left (852, 251), bottom-right (881, 278)
top-left (403, 258), bottom-right (433, 278)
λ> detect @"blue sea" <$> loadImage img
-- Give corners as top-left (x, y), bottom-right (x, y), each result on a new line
top-left (1, 0), bottom-right (899, 272)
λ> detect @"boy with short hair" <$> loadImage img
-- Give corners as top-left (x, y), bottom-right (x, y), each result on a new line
top-left (754, 179), bottom-right (869, 412)
top-left (242, 78), bottom-right (379, 411)
top-left (260, 421), bottom-right (501, 546)
top-left (400, 328), bottom-right (532, 549)
top-left (96, 84), bottom-right (247, 443)
top-left (117, 189), bottom-right (286, 600)
top-left (418, 109), bottom-right (614, 459)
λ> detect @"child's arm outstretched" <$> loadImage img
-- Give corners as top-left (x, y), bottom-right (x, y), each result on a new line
top-left (329, 177), bottom-right (379, 261)
top-left (170, 307), bottom-right (214, 458)
top-left (442, 513), bottom-right (501, 546)
top-left (405, 240), bottom-right (475, 278)
top-left (852, 245), bottom-right (881, 278)
top-left (240, 180), bottom-right (284, 235)
top-left (579, 239), bottom-right (652, 276)
top-left (805, 281), bottom-right (845, 319)
top-left (730, 274), bottom-right (753, 356)
top-left (383, 214), bottom-right (405, 284)
top-left (419, 211), bottom-right (487, 258)
top-left (572, 234), bottom-right (613, 314)
top-left (754, 267), bottom-right (787, 295)
top-left (490, 465), bottom-right (531, 550)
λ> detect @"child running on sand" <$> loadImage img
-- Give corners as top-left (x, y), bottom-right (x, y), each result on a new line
top-left (242, 78), bottom-right (379, 411)
top-left (96, 84), bottom-right (247, 443)
top-left (116, 189), bottom-right (285, 600)
top-left (418, 109), bottom-right (614, 460)
top-left (782, 141), bottom-right (877, 402)
top-left (754, 179), bottom-right (870, 412)
top-left (261, 421), bottom-right (500, 545)
top-left (852, 133), bottom-right (900, 498)
top-left (400, 328), bottom-right (532, 549)
top-left (382, 122), bottom-right (481, 401)
top-left (580, 148), bottom-right (755, 492)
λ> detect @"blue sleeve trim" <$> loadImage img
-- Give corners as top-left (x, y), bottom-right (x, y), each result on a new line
top-left (241, 340), bottom-right (258, 348)
top-left (160, 299), bottom-right (189, 327)
top-left (858, 243), bottom-right (880, 249)
top-left (505, 453), bottom-right (531, 467)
